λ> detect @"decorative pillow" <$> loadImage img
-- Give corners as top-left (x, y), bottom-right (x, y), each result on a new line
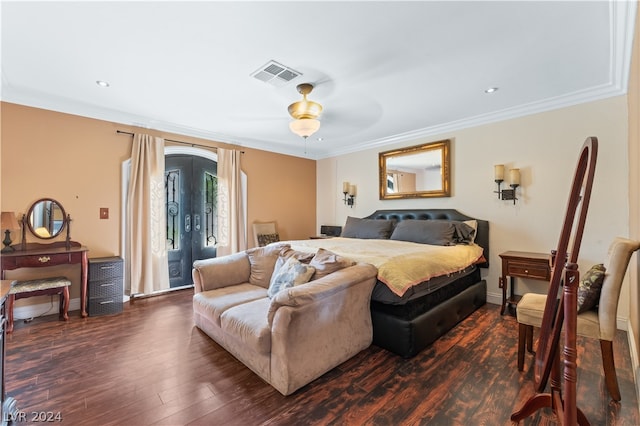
top-left (340, 216), bottom-right (394, 239)
top-left (390, 220), bottom-right (457, 246)
top-left (279, 247), bottom-right (315, 264)
top-left (577, 263), bottom-right (606, 313)
top-left (462, 220), bottom-right (478, 243)
top-left (451, 221), bottom-right (476, 245)
top-left (267, 257), bottom-right (316, 299)
top-left (309, 248), bottom-right (356, 280)
top-left (257, 233), bottom-right (280, 247)
top-left (246, 243), bottom-right (290, 289)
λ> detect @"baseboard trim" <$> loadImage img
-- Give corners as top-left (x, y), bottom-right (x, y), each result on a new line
top-left (12, 297), bottom-right (82, 321)
top-left (627, 320), bottom-right (640, 414)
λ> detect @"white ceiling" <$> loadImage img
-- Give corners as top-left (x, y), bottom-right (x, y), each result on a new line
top-left (1, 1), bottom-right (636, 159)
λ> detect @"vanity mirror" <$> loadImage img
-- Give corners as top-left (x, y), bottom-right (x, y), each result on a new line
top-left (379, 139), bottom-right (451, 199)
top-left (20, 198), bottom-right (72, 249)
top-left (26, 198), bottom-right (67, 239)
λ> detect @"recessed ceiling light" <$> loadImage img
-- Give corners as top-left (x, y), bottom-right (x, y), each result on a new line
top-left (96, 80), bottom-right (110, 88)
top-left (484, 87), bottom-right (498, 94)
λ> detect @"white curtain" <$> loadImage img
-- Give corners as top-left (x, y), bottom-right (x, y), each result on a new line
top-left (216, 148), bottom-right (246, 256)
top-left (125, 133), bottom-right (170, 295)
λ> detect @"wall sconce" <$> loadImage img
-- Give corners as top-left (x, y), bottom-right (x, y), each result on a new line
top-left (494, 165), bottom-right (520, 205)
top-left (342, 182), bottom-right (356, 208)
top-left (1, 211), bottom-right (20, 253)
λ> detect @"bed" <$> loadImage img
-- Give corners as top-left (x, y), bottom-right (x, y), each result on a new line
top-left (286, 209), bottom-right (489, 358)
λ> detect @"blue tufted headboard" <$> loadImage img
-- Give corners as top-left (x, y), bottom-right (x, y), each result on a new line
top-left (363, 209), bottom-right (489, 268)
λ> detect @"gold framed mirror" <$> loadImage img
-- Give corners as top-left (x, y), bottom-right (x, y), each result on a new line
top-left (379, 139), bottom-right (451, 199)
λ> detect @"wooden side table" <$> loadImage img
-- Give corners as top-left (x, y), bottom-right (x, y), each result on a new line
top-left (499, 251), bottom-right (551, 315)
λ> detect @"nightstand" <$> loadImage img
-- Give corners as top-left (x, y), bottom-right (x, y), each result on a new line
top-left (499, 251), bottom-right (551, 315)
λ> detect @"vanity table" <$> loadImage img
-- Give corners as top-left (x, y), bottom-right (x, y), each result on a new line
top-left (0, 198), bottom-right (90, 318)
top-left (1, 242), bottom-right (89, 318)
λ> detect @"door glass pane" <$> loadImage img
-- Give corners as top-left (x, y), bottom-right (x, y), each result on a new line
top-left (165, 168), bottom-right (180, 251)
top-left (204, 171), bottom-right (217, 247)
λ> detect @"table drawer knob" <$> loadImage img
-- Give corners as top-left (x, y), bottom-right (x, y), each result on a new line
top-left (38, 256), bottom-right (51, 263)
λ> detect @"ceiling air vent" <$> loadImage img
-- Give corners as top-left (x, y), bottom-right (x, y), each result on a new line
top-left (251, 60), bottom-right (301, 87)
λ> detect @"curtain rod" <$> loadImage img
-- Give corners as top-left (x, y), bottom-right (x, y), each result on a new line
top-left (116, 130), bottom-right (244, 153)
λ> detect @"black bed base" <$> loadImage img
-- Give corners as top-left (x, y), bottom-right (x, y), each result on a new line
top-left (371, 280), bottom-right (487, 358)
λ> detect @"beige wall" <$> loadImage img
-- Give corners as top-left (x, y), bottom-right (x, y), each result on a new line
top-left (0, 102), bottom-right (316, 305)
top-left (318, 95), bottom-right (630, 319)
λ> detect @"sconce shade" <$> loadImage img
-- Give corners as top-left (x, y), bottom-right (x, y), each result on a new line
top-left (341, 182), bottom-right (356, 208)
top-left (492, 166), bottom-right (521, 205)
top-left (289, 118), bottom-right (320, 139)
top-left (510, 168), bottom-right (521, 186)
top-left (1, 212), bottom-right (19, 231)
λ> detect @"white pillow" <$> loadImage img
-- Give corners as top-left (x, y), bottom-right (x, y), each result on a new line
top-left (267, 257), bottom-right (316, 298)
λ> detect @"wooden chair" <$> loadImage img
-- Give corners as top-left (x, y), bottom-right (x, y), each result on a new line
top-left (516, 237), bottom-right (640, 401)
top-left (252, 221), bottom-right (280, 247)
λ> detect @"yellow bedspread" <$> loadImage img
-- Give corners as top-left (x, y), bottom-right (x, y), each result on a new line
top-left (285, 237), bottom-right (484, 297)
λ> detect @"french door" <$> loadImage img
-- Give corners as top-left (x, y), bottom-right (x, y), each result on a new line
top-left (165, 155), bottom-right (218, 288)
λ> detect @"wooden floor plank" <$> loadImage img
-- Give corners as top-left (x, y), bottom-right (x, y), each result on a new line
top-left (5, 288), bottom-right (638, 425)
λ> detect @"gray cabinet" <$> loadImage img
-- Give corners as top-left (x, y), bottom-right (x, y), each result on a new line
top-left (88, 257), bottom-right (123, 316)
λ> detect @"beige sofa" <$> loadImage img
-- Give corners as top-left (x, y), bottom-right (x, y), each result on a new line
top-left (192, 243), bottom-right (378, 396)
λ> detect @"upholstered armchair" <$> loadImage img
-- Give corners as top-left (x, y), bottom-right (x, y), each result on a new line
top-left (516, 237), bottom-right (640, 401)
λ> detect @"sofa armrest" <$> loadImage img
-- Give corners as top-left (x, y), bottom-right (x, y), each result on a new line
top-left (192, 251), bottom-right (251, 293)
top-left (267, 262), bottom-right (377, 325)
top-left (267, 262), bottom-right (378, 395)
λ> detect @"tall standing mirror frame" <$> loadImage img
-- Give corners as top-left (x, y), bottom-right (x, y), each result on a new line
top-left (379, 139), bottom-right (451, 200)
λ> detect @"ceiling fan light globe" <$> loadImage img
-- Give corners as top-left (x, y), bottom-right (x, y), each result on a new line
top-left (290, 118), bottom-right (320, 139)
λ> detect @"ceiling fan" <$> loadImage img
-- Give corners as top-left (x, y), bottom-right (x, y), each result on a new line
top-left (288, 83), bottom-right (323, 139)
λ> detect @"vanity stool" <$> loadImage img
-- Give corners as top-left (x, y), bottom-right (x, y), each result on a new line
top-left (6, 276), bottom-right (71, 333)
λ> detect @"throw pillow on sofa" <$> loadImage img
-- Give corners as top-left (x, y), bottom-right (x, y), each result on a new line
top-left (267, 257), bottom-right (316, 298)
top-left (246, 243), bottom-right (290, 288)
top-left (309, 248), bottom-right (356, 280)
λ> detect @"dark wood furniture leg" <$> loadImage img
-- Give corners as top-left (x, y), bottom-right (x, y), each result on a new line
top-left (517, 323), bottom-right (527, 371)
top-left (6, 295), bottom-right (15, 334)
top-left (526, 324), bottom-right (533, 352)
top-left (600, 339), bottom-right (621, 401)
top-left (59, 286), bottom-right (69, 321)
top-left (80, 250), bottom-right (88, 318)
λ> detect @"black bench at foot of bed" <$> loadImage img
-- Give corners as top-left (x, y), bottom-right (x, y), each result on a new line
top-left (371, 279), bottom-right (487, 358)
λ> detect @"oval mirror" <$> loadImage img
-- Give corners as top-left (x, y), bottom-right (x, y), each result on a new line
top-left (26, 198), bottom-right (67, 239)
top-left (379, 139), bottom-right (451, 199)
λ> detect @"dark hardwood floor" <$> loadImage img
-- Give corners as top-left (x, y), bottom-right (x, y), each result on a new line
top-left (5, 289), bottom-right (639, 425)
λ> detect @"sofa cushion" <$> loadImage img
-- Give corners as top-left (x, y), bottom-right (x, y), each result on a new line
top-left (267, 257), bottom-right (316, 299)
top-left (221, 298), bottom-right (272, 354)
top-left (246, 243), bottom-right (290, 288)
top-left (193, 283), bottom-right (267, 326)
top-left (309, 248), bottom-right (356, 280)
